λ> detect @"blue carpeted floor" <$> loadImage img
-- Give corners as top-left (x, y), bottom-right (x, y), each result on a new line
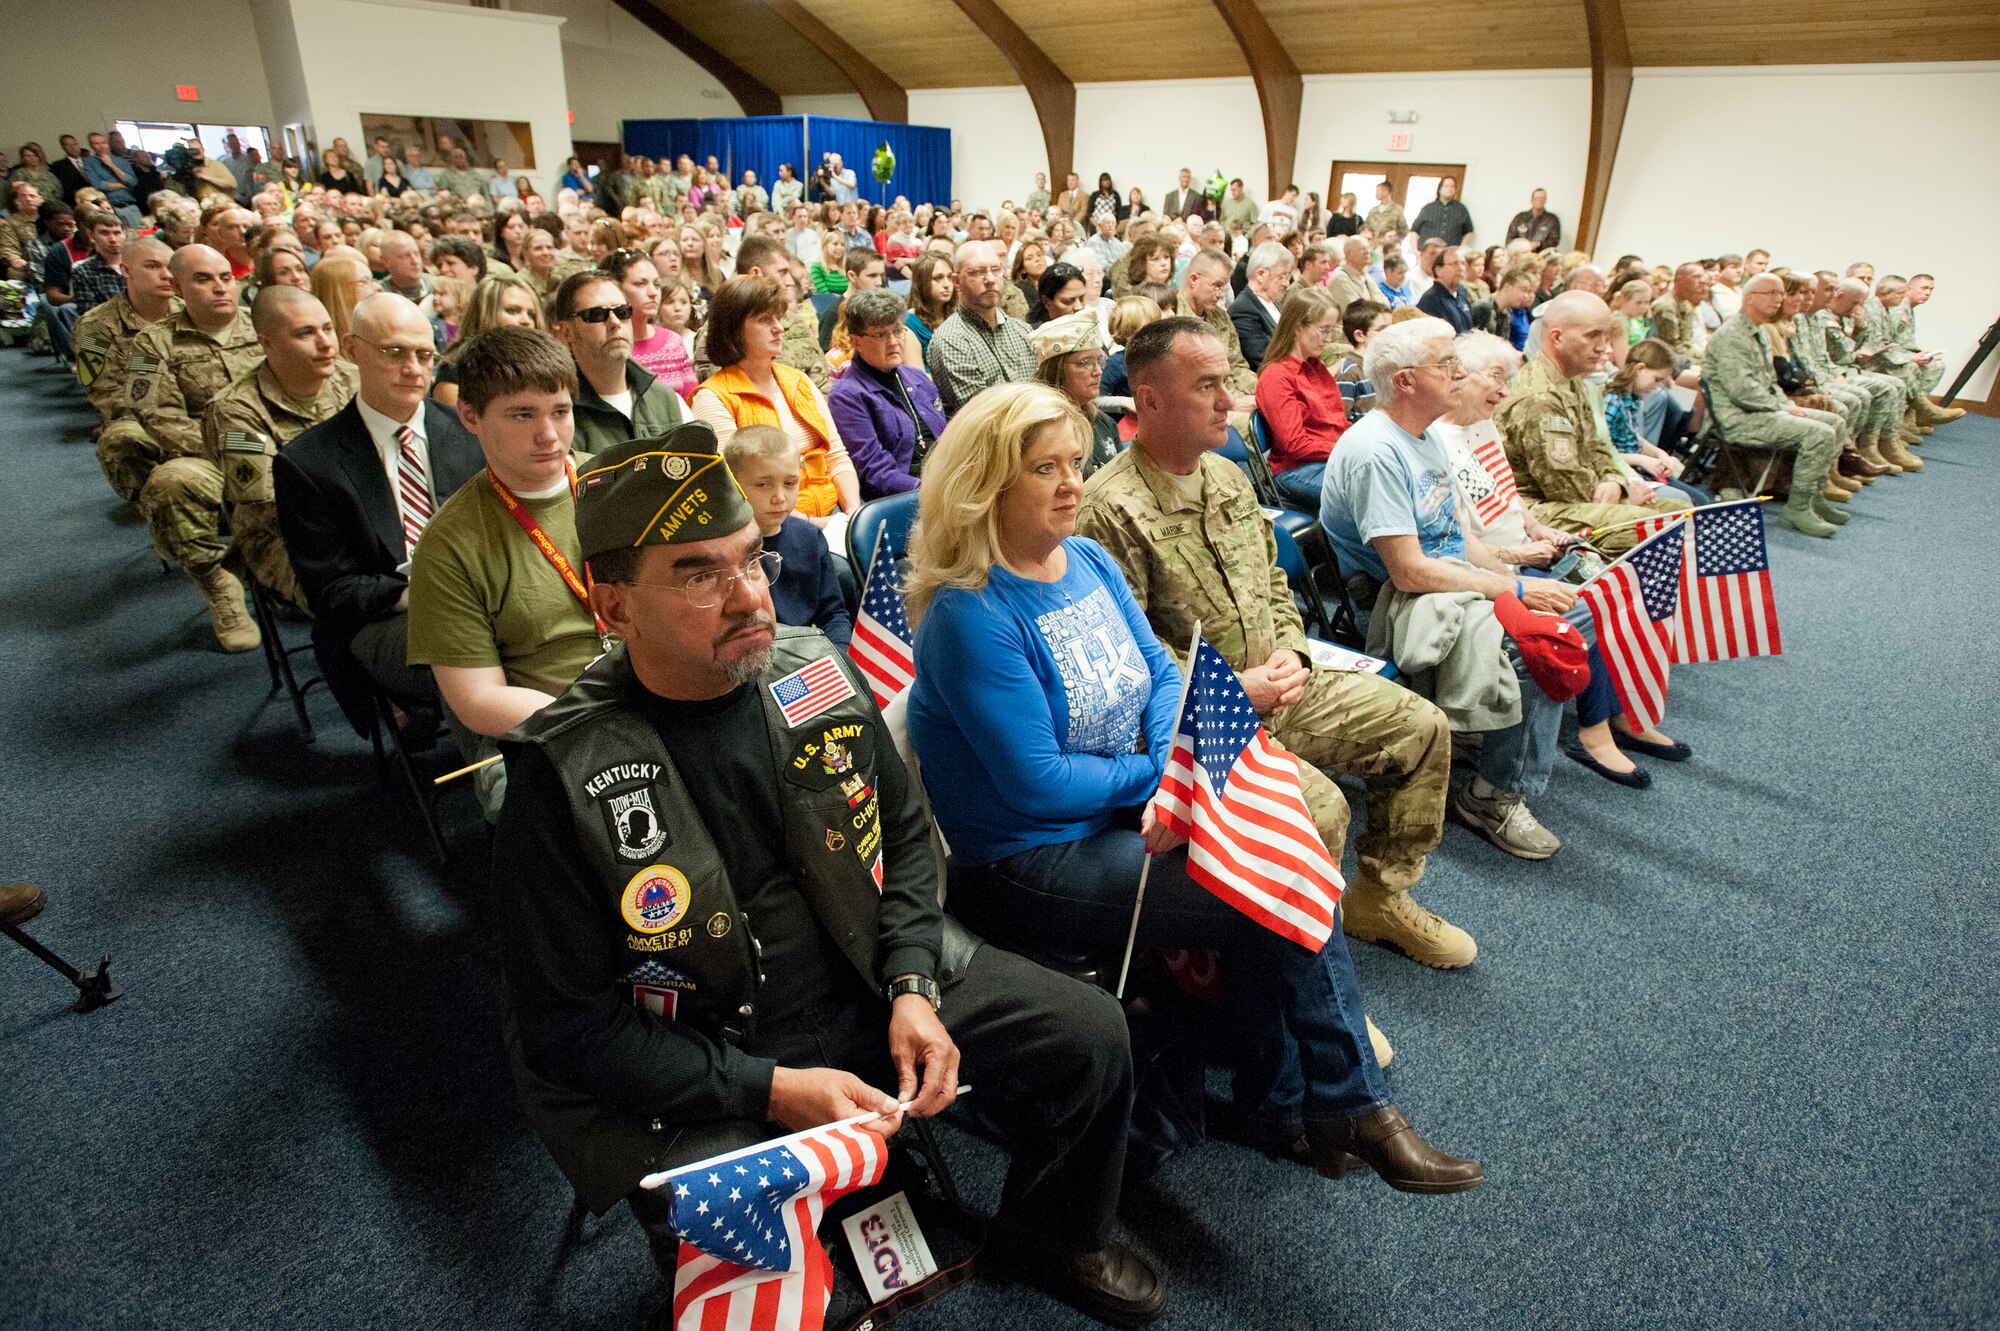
top-left (1, 341), bottom-right (1994, 1330)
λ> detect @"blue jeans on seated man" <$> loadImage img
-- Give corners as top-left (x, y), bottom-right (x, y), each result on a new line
top-left (949, 809), bottom-right (1388, 1136)
top-left (1273, 461), bottom-right (1325, 511)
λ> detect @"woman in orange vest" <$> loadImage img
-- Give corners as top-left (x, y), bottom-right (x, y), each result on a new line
top-left (690, 275), bottom-right (859, 522)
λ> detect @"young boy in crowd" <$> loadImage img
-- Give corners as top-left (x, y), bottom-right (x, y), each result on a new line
top-left (723, 424), bottom-right (852, 646)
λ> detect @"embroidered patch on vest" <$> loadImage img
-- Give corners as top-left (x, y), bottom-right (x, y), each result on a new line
top-left (770, 656), bottom-right (856, 728)
top-left (622, 864), bottom-right (691, 934)
top-left (785, 720), bottom-right (876, 794)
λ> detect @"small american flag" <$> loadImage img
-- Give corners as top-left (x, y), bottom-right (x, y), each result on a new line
top-left (849, 526), bottom-right (916, 706)
top-left (1672, 499), bottom-right (1782, 663)
top-left (1148, 638), bottom-right (1343, 951)
top-left (1578, 522), bottom-right (1686, 732)
top-left (660, 1121), bottom-right (888, 1331)
top-left (770, 655), bottom-right (856, 728)
top-left (1468, 426), bottom-right (1519, 528)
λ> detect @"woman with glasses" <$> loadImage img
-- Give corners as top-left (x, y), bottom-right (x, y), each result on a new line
top-left (1254, 286), bottom-right (1354, 509)
top-left (826, 288), bottom-right (949, 500)
top-left (1029, 309), bottom-right (1119, 476)
top-left (690, 275), bottom-right (858, 523)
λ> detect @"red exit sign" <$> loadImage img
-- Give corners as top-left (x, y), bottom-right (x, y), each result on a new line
top-left (1388, 131), bottom-right (1411, 152)
top-left (176, 85), bottom-right (200, 101)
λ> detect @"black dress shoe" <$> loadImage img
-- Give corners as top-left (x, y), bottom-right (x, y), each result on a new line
top-left (1306, 1105), bottom-right (1484, 1194)
top-left (1612, 730), bottom-right (1692, 762)
top-left (1563, 741), bottom-right (1651, 789)
top-left (987, 1239), bottom-right (1167, 1328)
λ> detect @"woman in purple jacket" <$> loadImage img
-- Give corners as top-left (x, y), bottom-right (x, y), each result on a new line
top-left (826, 287), bottom-right (950, 498)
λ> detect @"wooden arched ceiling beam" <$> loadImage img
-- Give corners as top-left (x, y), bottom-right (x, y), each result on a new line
top-left (760, 0), bottom-right (908, 123)
top-left (1210, 0), bottom-right (1302, 200)
top-left (948, 0), bottom-right (1075, 187)
top-left (1577, 0), bottom-right (1633, 255)
top-left (609, 0), bottom-right (783, 117)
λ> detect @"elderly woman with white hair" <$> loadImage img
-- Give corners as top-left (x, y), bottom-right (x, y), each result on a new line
top-left (1029, 308), bottom-right (1120, 475)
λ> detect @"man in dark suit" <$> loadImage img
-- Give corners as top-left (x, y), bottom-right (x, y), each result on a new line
top-left (50, 135), bottom-right (91, 204)
top-left (275, 293), bottom-right (481, 730)
top-left (1230, 241), bottom-right (1292, 371)
top-left (1160, 167), bottom-right (1212, 223)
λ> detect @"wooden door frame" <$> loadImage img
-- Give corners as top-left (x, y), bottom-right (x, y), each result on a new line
top-left (1328, 160), bottom-right (1468, 212)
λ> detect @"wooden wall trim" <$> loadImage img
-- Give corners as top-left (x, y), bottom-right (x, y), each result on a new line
top-left (608, 0), bottom-right (783, 119)
top-left (948, 0), bottom-right (1075, 187)
top-left (1577, 0), bottom-right (1633, 255)
top-left (760, 0), bottom-right (908, 123)
top-left (1210, 0), bottom-right (1303, 201)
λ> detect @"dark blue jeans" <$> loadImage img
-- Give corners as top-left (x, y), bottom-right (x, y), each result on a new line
top-left (1273, 462), bottom-right (1325, 511)
top-left (956, 815), bottom-right (1389, 1132)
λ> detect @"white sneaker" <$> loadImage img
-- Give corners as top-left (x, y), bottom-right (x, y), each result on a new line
top-left (1451, 784), bottom-right (1561, 860)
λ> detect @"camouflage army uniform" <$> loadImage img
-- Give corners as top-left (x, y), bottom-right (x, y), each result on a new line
top-left (1196, 304), bottom-right (1259, 432)
top-left (1890, 302), bottom-right (1945, 395)
top-left (202, 360), bottom-right (359, 607)
top-left (1078, 447), bottom-right (1451, 906)
top-left (1822, 310), bottom-right (1910, 433)
top-left (1789, 312), bottom-right (1890, 442)
top-left (1647, 295), bottom-right (1703, 366)
top-left (1494, 353), bottom-right (1691, 553)
top-left (127, 308), bottom-right (261, 571)
top-left (1701, 313), bottom-right (1842, 491)
top-left (1363, 203), bottom-right (1407, 237)
top-left (72, 292), bottom-right (182, 500)
top-left (1855, 296), bottom-right (1930, 397)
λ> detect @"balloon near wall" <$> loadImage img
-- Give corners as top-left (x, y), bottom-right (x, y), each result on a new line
top-left (872, 142), bottom-right (896, 185)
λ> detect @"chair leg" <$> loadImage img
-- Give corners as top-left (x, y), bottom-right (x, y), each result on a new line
top-left (249, 581), bottom-right (317, 744)
top-left (909, 1117), bottom-right (967, 1214)
top-left (370, 691), bottom-right (448, 861)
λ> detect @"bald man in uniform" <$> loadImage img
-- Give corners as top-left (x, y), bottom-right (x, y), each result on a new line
top-left (202, 287), bottom-right (358, 610)
top-left (73, 235), bottom-right (181, 502)
top-left (127, 243), bottom-right (263, 650)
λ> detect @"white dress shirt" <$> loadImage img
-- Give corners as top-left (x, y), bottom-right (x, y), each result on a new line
top-left (356, 394), bottom-right (433, 573)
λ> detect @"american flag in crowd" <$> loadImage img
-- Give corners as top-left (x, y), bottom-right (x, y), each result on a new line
top-left (770, 655), bottom-right (856, 727)
top-left (1469, 427), bottom-right (1519, 528)
top-left (1668, 499), bottom-right (1782, 662)
top-left (1149, 638), bottom-right (1344, 951)
top-left (660, 1120), bottom-right (888, 1331)
top-left (848, 526), bottom-right (916, 707)
top-left (1578, 521), bottom-right (1686, 732)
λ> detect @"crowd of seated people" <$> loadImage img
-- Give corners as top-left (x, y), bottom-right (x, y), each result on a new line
top-left (6, 127), bottom-right (1974, 1327)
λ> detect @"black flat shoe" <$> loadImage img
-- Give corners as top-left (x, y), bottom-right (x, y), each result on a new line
top-left (1612, 730), bottom-right (1692, 762)
top-left (1563, 741), bottom-right (1651, 789)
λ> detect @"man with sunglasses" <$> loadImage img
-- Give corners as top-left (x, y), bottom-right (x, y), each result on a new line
top-left (554, 270), bottom-right (685, 460)
top-left (492, 426), bottom-right (1158, 1327)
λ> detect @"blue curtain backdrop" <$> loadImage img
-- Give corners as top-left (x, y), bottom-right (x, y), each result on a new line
top-left (624, 116), bottom-right (950, 208)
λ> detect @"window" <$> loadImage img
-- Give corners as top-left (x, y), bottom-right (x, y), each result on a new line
top-left (114, 121), bottom-right (271, 159)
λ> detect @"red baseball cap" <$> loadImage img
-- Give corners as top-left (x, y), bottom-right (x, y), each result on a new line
top-left (1493, 591), bottom-right (1590, 702)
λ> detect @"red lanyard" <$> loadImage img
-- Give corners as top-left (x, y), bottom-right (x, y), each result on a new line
top-left (488, 463), bottom-right (609, 641)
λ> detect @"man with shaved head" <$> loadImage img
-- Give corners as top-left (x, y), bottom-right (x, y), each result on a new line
top-left (1326, 235), bottom-right (1376, 321)
top-left (128, 243), bottom-right (263, 649)
top-left (1701, 272), bottom-right (1846, 537)
top-left (925, 239), bottom-right (1036, 414)
top-left (200, 287), bottom-right (357, 609)
top-left (1494, 290), bottom-right (1691, 554)
top-left (276, 292), bottom-right (484, 722)
top-left (73, 234), bottom-right (181, 500)
top-left (1648, 262), bottom-right (1712, 368)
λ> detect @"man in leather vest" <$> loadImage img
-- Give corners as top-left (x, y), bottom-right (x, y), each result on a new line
top-left (493, 426), bottom-right (1166, 1327)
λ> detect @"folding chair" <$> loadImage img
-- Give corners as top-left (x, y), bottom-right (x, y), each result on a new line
top-left (1686, 380), bottom-right (1784, 497)
top-left (1220, 426), bottom-right (1318, 546)
top-left (1242, 413), bottom-right (1291, 509)
top-left (367, 686), bottom-right (450, 864)
top-left (246, 579), bottom-right (322, 743)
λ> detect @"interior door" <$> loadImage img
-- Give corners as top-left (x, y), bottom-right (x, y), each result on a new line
top-left (1328, 160), bottom-right (1468, 218)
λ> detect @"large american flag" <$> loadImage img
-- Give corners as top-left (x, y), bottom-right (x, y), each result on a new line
top-left (1468, 425), bottom-right (1519, 528)
top-left (1148, 638), bottom-right (1344, 951)
top-left (848, 526), bottom-right (916, 706)
top-left (656, 1120), bottom-right (888, 1331)
top-left (1669, 499), bottom-right (1782, 662)
top-left (1578, 522), bottom-right (1686, 732)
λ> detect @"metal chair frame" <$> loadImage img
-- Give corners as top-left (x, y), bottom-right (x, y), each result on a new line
top-left (246, 579), bottom-right (322, 743)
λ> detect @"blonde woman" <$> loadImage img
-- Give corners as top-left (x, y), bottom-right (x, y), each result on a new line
top-left (431, 274), bottom-right (545, 405)
top-left (308, 249), bottom-right (374, 339)
top-left (903, 379), bottom-right (1469, 1194)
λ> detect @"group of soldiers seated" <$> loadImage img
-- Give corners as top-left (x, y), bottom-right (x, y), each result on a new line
top-left (7, 136), bottom-right (1969, 1327)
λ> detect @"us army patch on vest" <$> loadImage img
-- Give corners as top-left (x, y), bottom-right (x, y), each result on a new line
top-left (586, 762), bottom-right (670, 860)
top-left (785, 721), bottom-right (876, 797)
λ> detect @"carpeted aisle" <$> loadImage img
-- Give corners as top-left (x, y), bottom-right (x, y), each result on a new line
top-left (1, 341), bottom-right (1994, 1331)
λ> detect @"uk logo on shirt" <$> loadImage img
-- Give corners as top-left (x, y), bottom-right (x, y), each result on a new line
top-left (1037, 588), bottom-right (1149, 756)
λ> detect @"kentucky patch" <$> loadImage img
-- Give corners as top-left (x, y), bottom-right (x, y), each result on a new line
top-left (621, 864), bottom-right (692, 934)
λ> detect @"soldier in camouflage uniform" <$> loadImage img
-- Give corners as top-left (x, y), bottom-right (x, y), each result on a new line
top-left (1888, 274), bottom-right (1965, 431)
top-left (72, 236), bottom-right (182, 502)
top-left (1646, 263), bottom-right (1709, 367)
top-left (202, 288), bottom-right (358, 610)
top-left (1079, 322), bottom-right (1470, 970)
top-left (1700, 275), bottom-right (1846, 538)
top-left (1178, 249), bottom-right (1259, 432)
top-left (1494, 293), bottom-right (1691, 554)
top-left (1822, 277), bottom-right (1918, 473)
top-left (127, 244), bottom-right (265, 650)
top-left (1851, 277), bottom-right (1951, 447)
top-left (1794, 275), bottom-right (1909, 477)
top-left (1362, 183), bottom-right (1406, 241)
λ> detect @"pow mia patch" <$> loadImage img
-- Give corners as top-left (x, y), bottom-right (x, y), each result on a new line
top-left (785, 721), bottom-right (876, 795)
top-left (585, 762), bottom-right (671, 860)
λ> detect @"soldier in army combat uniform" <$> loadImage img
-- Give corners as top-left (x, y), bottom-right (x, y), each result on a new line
top-left (72, 236), bottom-right (181, 502)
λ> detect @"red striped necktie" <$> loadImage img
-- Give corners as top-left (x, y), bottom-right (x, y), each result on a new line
top-left (395, 424), bottom-right (433, 553)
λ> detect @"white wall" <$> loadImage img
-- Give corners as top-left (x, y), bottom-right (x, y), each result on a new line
top-left (1074, 78), bottom-right (1268, 211)
top-left (783, 94), bottom-right (873, 120)
top-left (907, 86), bottom-right (1041, 212)
top-left (0, 0), bottom-right (274, 148)
top-left (1600, 62), bottom-right (2000, 401)
top-left (518, 0), bottom-right (740, 138)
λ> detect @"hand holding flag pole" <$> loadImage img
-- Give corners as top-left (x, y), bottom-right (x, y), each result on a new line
top-left (1115, 621), bottom-right (1202, 1000)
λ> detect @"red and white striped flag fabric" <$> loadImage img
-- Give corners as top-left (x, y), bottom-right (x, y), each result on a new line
top-left (848, 526), bottom-right (916, 706)
top-left (657, 1119), bottom-right (888, 1331)
top-left (1468, 425), bottom-right (1519, 528)
top-left (1578, 521), bottom-right (1686, 732)
top-left (1148, 637), bottom-right (1343, 951)
top-left (1671, 499), bottom-right (1782, 663)
top-left (1629, 510), bottom-right (1687, 546)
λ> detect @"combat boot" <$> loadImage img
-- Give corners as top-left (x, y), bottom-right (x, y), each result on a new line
top-left (1812, 493), bottom-right (1850, 525)
top-left (1822, 473), bottom-right (1855, 503)
top-left (1778, 490), bottom-right (1836, 538)
top-left (1879, 434), bottom-right (1925, 472)
top-left (1857, 438), bottom-right (1902, 475)
top-left (189, 563), bottom-right (261, 652)
top-left (1915, 395), bottom-right (1964, 424)
top-left (1344, 886), bottom-right (1478, 969)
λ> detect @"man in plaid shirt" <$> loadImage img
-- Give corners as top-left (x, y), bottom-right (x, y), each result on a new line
top-left (68, 210), bottom-right (129, 315)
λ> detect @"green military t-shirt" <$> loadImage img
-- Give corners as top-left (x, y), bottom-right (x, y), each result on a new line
top-left (405, 467), bottom-right (600, 698)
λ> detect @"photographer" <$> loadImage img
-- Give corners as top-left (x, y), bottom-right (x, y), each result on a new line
top-left (812, 152), bottom-right (858, 205)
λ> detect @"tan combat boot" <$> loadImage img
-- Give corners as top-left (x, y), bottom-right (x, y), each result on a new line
top-left (1366, 1015), bottom-right (1394, 1069)
top-left (1343, 885), bottom-right (1478, 969)
top-left (1822, 473), bottom-right (1854, 503)
top-left (1858, 437), bottom-right (1903, 475)
top-left (1879, 433), bottom-right (1925, 472)
top-left (1916, 395), bottom-right (1965, 424)
top-left (189, 563), bottom-right (261, 652)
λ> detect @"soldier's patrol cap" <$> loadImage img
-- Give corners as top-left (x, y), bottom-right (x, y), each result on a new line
top-left (574, 422), bottom-right (756, 561)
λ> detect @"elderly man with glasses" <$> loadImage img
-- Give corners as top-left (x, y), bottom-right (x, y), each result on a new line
top-left (552, 270), bottom-right (685, 459)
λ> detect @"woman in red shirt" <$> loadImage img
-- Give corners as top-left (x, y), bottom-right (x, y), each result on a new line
top-left (1253, 286), bottom-right (1352, 509)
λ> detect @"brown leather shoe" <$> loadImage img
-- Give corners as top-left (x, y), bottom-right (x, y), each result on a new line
top-left (988, 1239), bottom-right (1167, 1327)
top-left (1840, 448), bottom-right (1889, 481)
top-left (2, 881), bottom-right (47, 927)
top-left (1307, 1105), bottom-right (1484, 1194)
